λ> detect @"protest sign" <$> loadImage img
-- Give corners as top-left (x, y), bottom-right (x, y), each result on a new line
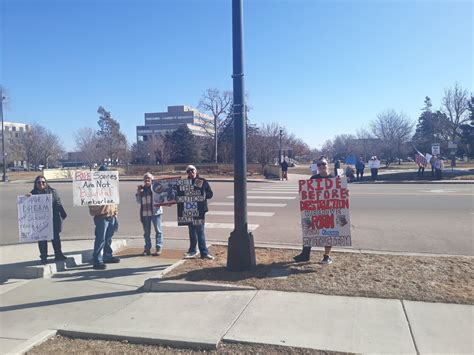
top-left (72, 170), bottom-right (120, 206)
top-left (152, 177), bottom-right (179, 206)
top-left (176, 178), bottom-right (206, 226)
top-left (299, 177), bottom-right (351, 247)
top-left (18, 194), bottom-right (53, 243)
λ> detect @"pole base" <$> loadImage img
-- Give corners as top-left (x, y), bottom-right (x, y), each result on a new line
top-left (227, 230), bottom-right (256, 271)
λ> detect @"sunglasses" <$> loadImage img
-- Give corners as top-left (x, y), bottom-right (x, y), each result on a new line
top-left (317, 162), bottom-right (327, 167)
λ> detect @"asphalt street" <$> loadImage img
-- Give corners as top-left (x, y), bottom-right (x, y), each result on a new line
top-left (1, 178), bottom-right (473, 255)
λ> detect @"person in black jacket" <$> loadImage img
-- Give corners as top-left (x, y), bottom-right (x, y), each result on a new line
top-left (29, 176), bottom-right (68, 264)
top-left (293, 156), bottom-right (333, 264)
top-left (182, 165), bottom-right (215, 260)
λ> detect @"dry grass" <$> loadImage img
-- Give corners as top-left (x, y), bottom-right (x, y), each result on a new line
top-left (163, 245), bottom-right (474, 305)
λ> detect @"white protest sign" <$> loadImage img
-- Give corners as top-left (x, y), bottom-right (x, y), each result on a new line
top-left (18, 194), bottom-right (54, 243)
top-left (431, 143), bottom-right (440, 155)
top-left (299, 177), bottom-right (351, 247)
top-left (73, 170), bottom-right (120, 206)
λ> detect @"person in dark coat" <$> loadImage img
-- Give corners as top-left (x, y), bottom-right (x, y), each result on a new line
top-left (29, 176), bottom-right (68, 264)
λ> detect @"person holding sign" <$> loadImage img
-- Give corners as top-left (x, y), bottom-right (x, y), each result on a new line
top-left (182, 165), bottom-right (215, 260)
top-left (88, 165), bottom-right (120, 270)
top-left (136, 172), bottom-right (164, 256)
top-left (293, 156), bottom-right (334, 265)
top-left (29, 176), bottom-right (68, 264)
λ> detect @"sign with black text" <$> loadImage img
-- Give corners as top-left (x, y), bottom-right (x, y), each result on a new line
top-left (176, 178), bottom-right (206, 226)
top-left (73, 170), bottom-right (120, 206)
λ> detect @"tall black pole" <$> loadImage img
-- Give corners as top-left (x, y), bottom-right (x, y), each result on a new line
top-left (1, 88), bottom-right (7, 182)
top-left (227, 0), bottom-right (255, 271)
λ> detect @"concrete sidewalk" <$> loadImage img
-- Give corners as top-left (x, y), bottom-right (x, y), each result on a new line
top-left (1, 240), bottom-right (473, 354)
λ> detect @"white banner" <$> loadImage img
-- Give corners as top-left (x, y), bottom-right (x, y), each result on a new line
top-left (73, 170), bottom-right (120, 206)
top-left (299, 177), bottom-right (351, 247)
top-left (18, 194), bottom-right (54, 243)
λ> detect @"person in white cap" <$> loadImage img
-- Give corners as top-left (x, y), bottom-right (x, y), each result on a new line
top-left (293, 156), bottom-right (334, 265)
top-left (182, 165), bottom-right (215, 260)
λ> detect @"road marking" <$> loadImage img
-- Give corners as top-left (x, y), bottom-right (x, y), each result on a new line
top-left (207, 211), bottom-right (274, 217)
top-left (227, 196), bottom-right (296, 200)
top-left (422, 189), bottom-right (457, 193)
top-left (162, 221), bottom-right (259, 231)
top-left (248, 191), bottom-right (297, 194)
top-left (210, 202), bottom-right (287, 207)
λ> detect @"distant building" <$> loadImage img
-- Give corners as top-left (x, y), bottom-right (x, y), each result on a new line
top-left (0, 121), bottom-right (30, 167)
top-left (136, 105), bottom-right (211, 143)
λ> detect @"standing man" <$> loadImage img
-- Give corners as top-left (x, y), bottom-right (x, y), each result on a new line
top-left (280, 159), bottom-right (289, 181)
top-left (89, 165), bottom-right (120, 270)
top-left (334, 159), bottom-right (341, 177)
top-left (293, 156), bottom-right (334, 264)
top-left (355, 156), bottom-right (365, 181)
top-left (182, 165), bottom-right (215, 260)
top-left (136, 172), bottom-right (164, 256)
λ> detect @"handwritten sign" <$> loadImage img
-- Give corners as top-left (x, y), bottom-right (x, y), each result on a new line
top-left (299, 177), bottom-right (351, 247)
top-left (176, 179), bottom-right (206, 226)
top-left (152, 177), bottom-right (179, 206)
top-left (73, 170), bottom-right (120, 206)
top-left (18, 194), bottom-right (54, 243)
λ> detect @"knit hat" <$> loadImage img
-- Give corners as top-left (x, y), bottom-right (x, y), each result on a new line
top-left (186, 165), bottom-right (197, 172)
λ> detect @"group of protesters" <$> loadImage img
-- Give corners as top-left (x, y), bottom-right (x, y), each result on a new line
top-left (29, 164), bottom-right (215, 269)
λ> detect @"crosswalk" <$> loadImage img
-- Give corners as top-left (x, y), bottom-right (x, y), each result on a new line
top-left (163, 182), bottom-right (298, 231)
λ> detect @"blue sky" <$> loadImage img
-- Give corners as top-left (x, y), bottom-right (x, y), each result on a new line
top-left (1, 0), bottom-right (472, 151)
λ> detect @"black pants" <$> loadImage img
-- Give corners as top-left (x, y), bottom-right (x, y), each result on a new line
top-left (371, 168), bottom-right (378, 180)
top-left (38, 232), bottom-right (62, 260)
top-left (356, 169), bottom-right (364, 181)
top-left (418, 166), bottom-right (425, 176)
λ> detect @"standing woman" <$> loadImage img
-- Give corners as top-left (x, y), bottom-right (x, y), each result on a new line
top-left (136, 172), bottom-right (164, 256)
top-left (30, 176), bottom-right (68, 264)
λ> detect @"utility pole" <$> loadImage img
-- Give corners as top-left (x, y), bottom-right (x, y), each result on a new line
top-left (227, 0), bottom-right (256, 271)
top-left (279, 129), bottom-right (283, 164)
top-left (1, 87), bottom-right (7, 182)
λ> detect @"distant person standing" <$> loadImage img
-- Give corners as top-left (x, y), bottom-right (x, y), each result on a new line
top-left (29, 176), bottom-right (68, 264)
top-left (293, 156), bottom-right (334, 264)
top-left (355, 157), bottom-right (365, 181)
top-left (368, 156), bottom-right (380, 181)
top-left (310, 159), bottom-right (318, 175)
top-left (434, 157), bottom-right (444, 180)
top-left (280, 159), bottom-right (289, 181)
top-left (136, 172), bottom-right (164, 256)
top-left (334, 159), bottom-right (341, 177)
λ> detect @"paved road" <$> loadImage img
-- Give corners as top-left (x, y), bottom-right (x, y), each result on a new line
top-left (1, 178), bottom-right (473, 255)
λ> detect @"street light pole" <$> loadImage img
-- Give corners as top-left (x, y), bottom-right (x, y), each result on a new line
top-left (227, 0), bottom-right (256, 271)
top-left (1, 87), bottom-right (7, 182)
top-left (279, 129), bottom-right (283, 164)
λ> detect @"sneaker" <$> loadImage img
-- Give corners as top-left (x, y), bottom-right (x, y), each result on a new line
top-left (320, 255), bottom-right (333, 265)
top-left (201, 254), bottom-right (215, 260)
top-left (54, 254), bottom-right (67, 261)
top-left (103, 256), bottom-right (120, 264)
top-left (40, 258), bottom-right (48, 265)
top-left (142, 249), bottom-right (151, 256)
top-left (93, 263), bottom-right (107, 270)
top-left (184, 251), bottom-right (199, 259)
top-left (154, 247), bottom-right (162, 256)
top-left (293, 253), bottom-right (310, 262)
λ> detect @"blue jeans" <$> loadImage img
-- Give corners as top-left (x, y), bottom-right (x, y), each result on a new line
top-left (93, 216), bottom-right (116, 264)
top-left (187, 224), bottom-right (208, 257)
top-left (142, 214), bottom-right (163, 251)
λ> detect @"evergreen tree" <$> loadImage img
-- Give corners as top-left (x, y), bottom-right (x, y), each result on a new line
top-left (96, 106), bottom-right (128, 164)
top-left (169, 125), bottom-right (198, 163)
top-left (459, 95), bottom-right (474, 157)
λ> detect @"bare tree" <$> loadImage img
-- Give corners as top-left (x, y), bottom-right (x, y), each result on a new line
top-left (22, 123), bottom-right (64, 169)
top-left (442, 83), bottom-right (470, 141)
top-left (248, 122), bottom-right (281, 172)
top-left (370, 109), bottom-right (414, 165)
top-left (74, 127), bottom-right (103, 168)
top-left (198, 88), bottom-right (232, 163)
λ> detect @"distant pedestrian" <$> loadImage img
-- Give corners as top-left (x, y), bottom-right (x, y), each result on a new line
top-left (368, 156), bottom-right (380, 181)
top-left (434, 157), bottom-right (444, 180)
top-left (136, 172), bottom-right (164, 256)
top-left (334, 159), bottom-right (341, 177)
top-left (293, 156), bottom-right (333, 265)
top-left (345, 165), bottom-right (355, 183)
top-left (310, 159), bottom-right (318, 175)
top-left (29, 176), bottom-right (68, 265)
top-left (355, 157), bottom-right (365, 181)
top-left (280, 159), bottom-right (289, 180)
top-left (182, 165), bottom-right (215, 260)
top-left (89, 165), bottom-right (120, 270)
top-left (415, 152), bottom-right (427, 177)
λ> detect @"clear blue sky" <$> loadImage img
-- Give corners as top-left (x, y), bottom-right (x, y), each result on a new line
top-left (1, 0), bottom-right (472, 151)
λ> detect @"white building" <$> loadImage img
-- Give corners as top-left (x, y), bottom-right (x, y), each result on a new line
top-left (0, 121), bottom-right (29, 167)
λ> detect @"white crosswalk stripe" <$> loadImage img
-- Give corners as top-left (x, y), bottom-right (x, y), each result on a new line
top-left (210, 202), bottom-right (286, 207)
top-left (207, 211), bottom-right (274, 217)
top-left (227, 196), bottom-right (296, 200)
top-left (162, 221), bottom-right (259, 231)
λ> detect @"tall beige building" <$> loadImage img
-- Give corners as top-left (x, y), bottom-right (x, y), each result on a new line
top-left (0, 121), bottom-right (29, 167)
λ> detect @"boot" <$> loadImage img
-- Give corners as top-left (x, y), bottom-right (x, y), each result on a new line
top-left (293, 246), bottom-right (311, 262)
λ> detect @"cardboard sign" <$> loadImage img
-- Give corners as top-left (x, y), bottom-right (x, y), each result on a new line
top-left (152, 177), bottom-right (179, 206)
top-left (72, 170), bottom-right (120, 206)
top-left (299, 177), bottom-right (351, 247)
top-left (18, 194), bottom-right (54, 243)
top-left (176, 178), bottom-right (206, 226)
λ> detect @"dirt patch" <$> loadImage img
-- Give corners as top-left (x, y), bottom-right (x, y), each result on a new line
top-left (162, 246), bottom-right (474, 305)
top-left (28, 335), bottom-right (344, 354)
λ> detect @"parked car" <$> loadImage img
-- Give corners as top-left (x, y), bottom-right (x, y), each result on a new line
top-left (9, 166), bottom-right (27, 172)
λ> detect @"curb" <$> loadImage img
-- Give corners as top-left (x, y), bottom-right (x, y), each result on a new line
top-left (7, 329), bottom-right (58, 355)
top-left (144, 279), bottom-right (256, 292)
